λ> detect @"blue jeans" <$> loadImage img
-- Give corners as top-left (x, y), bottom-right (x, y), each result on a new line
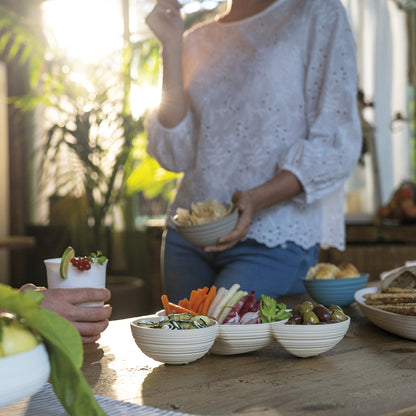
top-left (162, 227), bottom-right (320, 303)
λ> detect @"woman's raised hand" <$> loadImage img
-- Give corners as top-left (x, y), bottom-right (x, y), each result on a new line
top-left (145, 0), bottom-right (185, 47)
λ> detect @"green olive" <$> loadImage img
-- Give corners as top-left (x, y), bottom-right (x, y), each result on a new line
top-left (331, 311), bottom-right (348, 322)
top-left (299, 301), bottom-right (314, 315)
top-left (292, 304), bottom-right (302, 315)
top-left (303, 311), bottom-right (320, 324)
top-left (329, 305), bottom-right (343, 313)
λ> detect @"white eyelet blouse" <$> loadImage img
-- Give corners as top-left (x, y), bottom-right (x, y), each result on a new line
top-left (146, 0), bottom-right (362, 250)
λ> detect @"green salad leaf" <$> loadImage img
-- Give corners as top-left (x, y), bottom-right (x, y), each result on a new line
top-left (0, 284), bottom-right (107, 416)
top-left (260, 295), bottom-right (292, 323)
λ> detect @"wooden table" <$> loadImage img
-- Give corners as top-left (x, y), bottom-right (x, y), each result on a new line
top-left (82, 293), bottom-right (416, 416)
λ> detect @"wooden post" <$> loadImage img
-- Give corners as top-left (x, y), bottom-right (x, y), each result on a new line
top-left (0, 62), bottom-right (10, 283)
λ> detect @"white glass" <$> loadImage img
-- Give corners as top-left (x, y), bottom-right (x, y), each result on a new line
top-left (44, 258), bottom-right (108, 307)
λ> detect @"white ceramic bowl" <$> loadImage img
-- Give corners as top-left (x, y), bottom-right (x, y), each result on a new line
top-left (355, 287), bottom-right (416, 340)
top-left (172, 206), bottom-right (238, 247)
top-left (0, 343), bottom-right (51, 408)
top-left (211, 323), bottom-right (273, 355)
top-left (271, 317), bottom-right (350, 358)
top-left (130, 314), bottom-right (218, 365)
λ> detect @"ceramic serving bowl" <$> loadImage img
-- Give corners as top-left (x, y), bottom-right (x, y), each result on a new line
top-left (171, 206), bottom-right (238, 247)
top-left (210, 322), bottom-right (273, 355)
top-left (354, 287), bottom-right (416, 341)
top-left (271, 317), bottom-right (351, 358)
top-left (302, 274), bottom-right (369, 307)
top-left (0, 343), bottom-right (51, 408)
top-left (130, 314), bottom-right (218, 365)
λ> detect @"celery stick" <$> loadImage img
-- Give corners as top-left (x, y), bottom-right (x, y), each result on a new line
top-left (211, 283), bottom-right (240, 320)
top-left (207, 287), bottom-right (227, 317)
top-left (217, 290), bottom-right (248, 323)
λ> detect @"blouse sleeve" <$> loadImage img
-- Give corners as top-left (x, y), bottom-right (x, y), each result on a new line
top-left (280, 0), bottom-right (362, 205)
top-left (145, 101), bottom-right (197, 173)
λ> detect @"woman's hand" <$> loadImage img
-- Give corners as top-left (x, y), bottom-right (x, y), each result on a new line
top-left (204, 190), bottom-right (254, 253)
top-left (203, 170), bottom-right (304, 253)
top-left (145, 0), bottom-right (184, 47)
top-left (20, 284), bottom-right (112, 344)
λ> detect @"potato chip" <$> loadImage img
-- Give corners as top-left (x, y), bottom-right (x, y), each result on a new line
top-left (174, 200), bottom-right (232, 225)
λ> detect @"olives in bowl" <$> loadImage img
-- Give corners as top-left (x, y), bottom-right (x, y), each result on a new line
top-left (287, 302), bottom-right (348, 325)
top-left (271, 302), bottom-right (350, 358)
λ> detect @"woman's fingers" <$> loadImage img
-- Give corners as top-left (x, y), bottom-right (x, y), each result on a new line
top-left (74, 319), bottom-right (110, 338)
top-left (66, 304), bottom-right (112, 323)
top-left (145, 0), bottom-right (184, 42)
top-left (60, 288), bottom-right (112, 304)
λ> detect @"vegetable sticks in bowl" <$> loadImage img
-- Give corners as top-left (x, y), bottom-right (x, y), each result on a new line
top-left (160, 283), bottom-right (291, 325)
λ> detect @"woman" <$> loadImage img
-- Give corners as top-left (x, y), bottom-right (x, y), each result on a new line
top-left (145, 0), bottom-right (362, 301)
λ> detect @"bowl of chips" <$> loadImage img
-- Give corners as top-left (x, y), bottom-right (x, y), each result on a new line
top-left (172, 200), bottom-right (238, 248)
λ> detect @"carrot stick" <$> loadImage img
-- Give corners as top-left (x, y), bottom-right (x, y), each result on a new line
top-left (192, 292), bottom-right (207, 312)
top-left (202, 285), bottom-right (217, 316)
top-left (161, 294), bottom-right (172, 315)
top-left (168, 302), bottom-right (197, 316)
top-left (196, 294), bottom-right (208, 314)
top-left (189, 290), bottom-right (198, 309)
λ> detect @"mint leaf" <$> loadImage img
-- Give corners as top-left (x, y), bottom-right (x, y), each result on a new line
top-left (96, 255), bottom-right (107, 265)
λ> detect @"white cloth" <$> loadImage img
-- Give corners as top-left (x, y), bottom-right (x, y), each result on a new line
top-left (146, 0), bottom-right (362, 250)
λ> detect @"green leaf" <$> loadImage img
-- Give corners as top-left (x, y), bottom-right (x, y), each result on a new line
top-left (0, 284), bottom-right (107, 416)
top-left (259, 295), bottom-right (277, 323)
top-left (97, 256), bottom-right (107, 266)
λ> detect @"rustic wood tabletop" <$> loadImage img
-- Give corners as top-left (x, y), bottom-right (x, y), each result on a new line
top-left (81, 292), bottom-right (416, 416)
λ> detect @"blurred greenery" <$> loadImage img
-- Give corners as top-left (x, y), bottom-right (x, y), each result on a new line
top-left (0, 1), bottom-right (180, 254)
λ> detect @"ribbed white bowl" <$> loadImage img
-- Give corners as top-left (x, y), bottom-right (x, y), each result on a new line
top-left (172, 207), bottom-right (238, 247)
top-left (131, 315), bottom-right (218, 365)
top-left (211, 322), bottom-right (273, 355)
top-left (0, 343), bottom-right (51, 408)
top-left (355, 287), bottom-right (416, 340)
top-left (271, 317), bottom-right (350, 358)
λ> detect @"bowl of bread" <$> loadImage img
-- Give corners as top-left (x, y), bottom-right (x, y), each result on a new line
top-left (303, 262), bottom-right (369, 307)
top-left (355, 264), bottom-right (416, 340)
top-left (171, 200), bottom-right (238, 248)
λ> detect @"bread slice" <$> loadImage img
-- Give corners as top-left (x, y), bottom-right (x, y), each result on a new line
top-left (364, 292), bottom-right (416, 304)
top-left (381, 266), bottom-right (416, 290)
top-left (372, 303), bottom-right (416, 316)
top-left (381, 287), bottom-right (416, 294)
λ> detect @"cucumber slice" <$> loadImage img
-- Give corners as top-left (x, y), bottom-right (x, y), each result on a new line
top-left (168, 313), bottom-right (192, 321)
top-left (192, 315), bottom-right (211, 327)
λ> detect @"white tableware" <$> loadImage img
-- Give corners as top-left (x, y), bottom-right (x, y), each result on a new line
top-left (130, 314), bottom-right (218, 365)
top-left (171, 206), bottom-right (238, 247)
top-left (354, 286), bottom-right (416, 340)
top-left (210, 322), bottom-right (273, 355)
top-left (0, 343), bottom-right (51, 408)
top-left (45, 258), bottom-right (108, 306)
top-left (271, 317), bottom-right (350, 358)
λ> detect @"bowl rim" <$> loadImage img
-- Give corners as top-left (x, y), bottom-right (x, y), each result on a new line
top-left (130, 315), bottom-right (218, 331)
top-left (171, 204), bottom-right (237, 229)
top-left (271, 315), bottom-right (351, 328)
top-left (0, 341), bottom-right (48, 365)
top-left (303, 273), bottom-right (369, 283)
